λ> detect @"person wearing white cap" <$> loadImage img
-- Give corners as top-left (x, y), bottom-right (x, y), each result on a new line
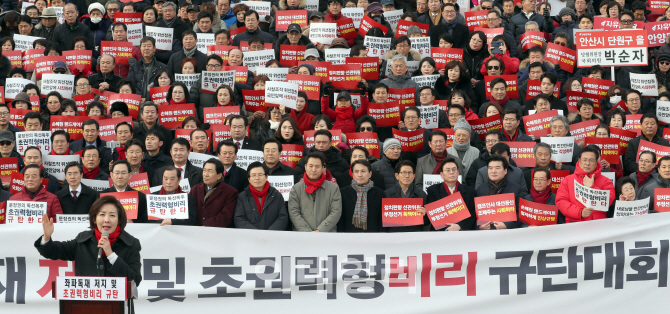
top-left (83, 3), bottom-right (111, 58)
top-left (447, 118), bottom-right (480, 176)
top-left (32, 7), bottom-right (60, 41)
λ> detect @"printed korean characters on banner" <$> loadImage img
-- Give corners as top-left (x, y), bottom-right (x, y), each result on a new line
top-left (541, 136), bottom-right (575, 163)
top-left (126, 23), bottom-right (143, 46)
top-left (328, 64), bottom-right (362, 90)
top-left (593, 16), bottom-right (645, 31)
top-left (646, 20), bottom-right (670, 47)
top-left (101, 191), bottom-right (139, 219)
top-left (582, 77), bottom-right (615, 98)
top-left (5, 78), bottom-right (34, 101)
top-left (630, 73), bottom-right (659, 96)
top-left (145, 26), bottom-right (173, 50)
top-left (268, 176), bottom-right (294, 201)
top-left (62, 50), bottom-right (92, 73)
top-left (147, 194), bottom-right (189, 220)
top-left (242, 49), bottom-right (275, 71)
top-left (0, 157), bottom-right (19, 183)
top-left (150, 86), bottom-right (170, 106)
top-left (522, 110), bottom-right (559, 138)
top-left (549, 170), bottom-right (571, 194)
top-left (654, 188), bottom-right (670, 212)
top-left (418, 105), bottom-right (439, 129)
top-left (195, 33), bottom-right (215, 55)
top-left (101, 41), bottom-right (134, 65)
top-left (614, 197), bottom-right (650, 217)
top-left (228, 27), bottom-right (247, 41)
top-left (22, 48), bottom-right (44, 72)
top-left (346, 133), bottom-right (380, 159)
top-left (56, 214), bottom-right (89, 223)
top-left (274, 10), bottom-right (308, 31)
top-left (158, 104), bottom-right (196, 130)
top-left (484, 75), bottom-right (519, 99)
top-left (256, 67), bottom-right (289, 81)
top-left (425, 192), bottom-right (471, 230)
top-left (114, 12), bottom-right (143, 24)
top-left (584, 137), bottom-right (620, 164)
top-left (265, 82), bottom-right (299, 109)
top-left (610, 126), bottom-right (637, 155)
top-left (240, 1), bottom-right (271, 21)
top-left (358, 15), bottom-right (389, 37)
top-left (336, 18), bottom-right (358, 39)
top-left (543, 43), bottom-right (576, 73)
top-left (520, 31), bottom-right (546, 51)
top-left (242, 89), bottom-right (266, 112)
top-left (368, 101), bottom-right (401, 127)
top-left (422, 174), bottom-right (442, 193)
top-left (526, 80), bottom-right (560, 100)
top-left (309, 23), bottom-right (337, 45)
top-left (302, 61), bottom-right (331, 82)
top-left (636, 139), bottom-right (670, 163)
top-left (81, 178), bottom-right (112, 192)
top-left (325, 48), bottom-right (352, 64)
top-left (364, 36), bottom-right (392, 58)
top-left (411, 74), bottom-right (440, 88)
top-left (388, 87), bottom-right (415, 109)
top-left (12, 34), bottom-right (43, 51)
top-left (474, 193), bottom-right (516, 223)
top-left (2, 50), bottom-right (22, 68)
top-left (383, 9), bottom-right (403, 30)
top-left (464, 10), bottom-right (488, 32)
top-left (5, 201), bottom-right (46, 224)
top-left (40, 74), bottom-right (75, 99)
top-left (475, 27), bottom-right (504, 44)
top-left (431, 47), bottom-right (463, 69)
top-left (650, 0), bottom-right (670, 13)
top-left (392, 128), bottom-right (424, 153)
top-left (209, 126), bottom-right (231, 149)
top-left (188, 152), bottom-right (214, 169)
top-left (624, 114), bottom-right (642, 136)
top-left (503, 142), bottom-right (537, 167)
top-left (286, 74), bottom-right (321, 99)
top-left (574, 181), bottom-right (611, 212)
top-left (9, 171), bottom-right (49, 194)
top-left (175, 74), bottom-right (201, 91)
top-left (279, 45), bottom-right (305, 67)
top-left (49, 116), bottom-right (89, 141)
top-left (97, 117), bottom-right (133, 142)
top-left (575, 29), bottom-right (648, 67)
top-left (207, 45), bottom-right (235, 59)
top-left (658, 101), bottom-right (670, 125)
top-left (15, 131), bottom-right (50, 156)
top-left (410, 37), bottom-right (431, 59)
top-left (34, 56), bottom-right (66, 80)
top-left (341, 8), bottom-right (364, 28)
top-left (235, 150), bottom-right (264, 170)
top-left (201, 70), bottom-right (235, 94)
top-left (304, 0), bottom-right (318, 11)
top-left (42, 155), bottom-right (80, 180)
top-left (107, 93), bottom-right (141, 119)
top-left (203, 107), bottom-right (240, 125)
top-left (221, 65), bottom-right (249, 84)
top-left (279, 144), bottom-right (304, 168)
top-left (566, 91), bottom-right (603, 113)
top-left (569, 119), bottom-right (599, 146)
top-left (396, 20), bottom-right (429, 38)
top-left (106, 173), bottom-right (151, 195)
top-left (56, 276), bottom-right (127, 301)
top-left (469, 115), bottom-right (503, 140)
top-left (518, 199), bottom-right (559, 226)
top-left (382, 198), bottom-right (425, 227)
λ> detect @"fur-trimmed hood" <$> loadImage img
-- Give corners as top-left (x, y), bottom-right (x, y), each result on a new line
top-left (384, 49), bottom-right (422, 62)
top-left (278, 0), bottom-right (306, 10)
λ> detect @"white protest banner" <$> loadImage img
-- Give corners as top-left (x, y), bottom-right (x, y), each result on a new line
top-left (241, 1), bottom-right (271, 21)
top-left (6, 201), bottom-right (46, 224)
top-left (53, 6), bottom-right (64, 24)
top-left (341, 8), bottom-right (364, 28)
top-left (126, 23), bottom-right (143, 46)
top-left (242, 49), bottom-right (275, 71)
top-left (55, 276), bottom-right (126, 301)
top-left (196, 33), bottom-right (216, 55)
top-left (255, 67), bottom-right (289, 82)
top-left (419, 105), bottom-right (439, 129)
top-left (40, 74), bottom-right (75, 99)
top-left (234, 149), bottom-right (264, 170)
top-left (630, 73), bottom-right (659, 96)
top-left (602, 172), bottom-right (616, 187)
top-left (364, 36), bottom-right (392, 58)
top-left (574, 180), bottom-right (611, 212)
top-left (657, 100), bottom-right (670, 124)
top-left (5, 78), bottom-right (33, 100)
top-left (81, 179), bottom-right (112, 192)
top-left (383, 9), bottom-right (404, 30)
top-left (56, 214), bottom-right (89, 224)
top-left (422, 174), bottom-right (443, 193)
top-left (13, 34), bottom-right (43, 51)
top-left (411, 74), bottom-right (440, 88)
top-left (309, 22), bottom-right (337, 45)
top-left (5, 215), bottom-right (670, 312)
top-left (175, 73), bottom-right (201, 91)
top-left (305, 0), bottom-right (318, 11)
top-left (147, 193), bottom-right (189, 220)
top-left (410, 37), bottom-right (431, 59)
top-left (541, 136), bottom-right (574, 163)
top-left (15, 131), bottom-right (50, 156)
top-left (187, 152), bottom-right (212, 169)
top-left (324, 48), bottom-right (351, 65)
top-left (265, 81), bottom-right (299, 109)
top-left (144, 26), bottom-right (173, 50)
top-left (268, 175), bottom-right (293, 201)
top-left (457, 0), bottom-right (470, 12)
top-left (201, 70), bottom-right (235, 93)
top-left (575, 29), bottom-right (648, 67)
top-left (42, 155), bottom-right (80, 180)
top-left (614, 197), bottom-right (650, 218)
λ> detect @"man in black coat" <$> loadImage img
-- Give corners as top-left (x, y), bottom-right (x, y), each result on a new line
top-left (56, 162), bottom-right (100, 215)
top-left (88, 55), bottom-right (123, 93)
top-left (216, 140), bottom-right (249, 193)
top-left (23, 147), bottom-right (60, 194)
top-left (385, 160), bottom-right (427, 232)
top-left (427, 3), bottom-right (469, 49)
top-left (338, 160), bottom-right (386, 233)
top-left (522, 142), bottom-right (575, 189)
top-left (427, 157), bottom-right (477, 231)
top-left (154, 1), bottom-right (189, 63)
top-left (151, 167), bottom-right (197, 226)
top-left (233, 162), bottom-right (289, 230)
top-left (152, 138), bottom-right (203, 188)
top-left (133, 103), bottom-right (172, 156)
top-left (229, 115), bottom-right (262, 151)
top-left (263, 138), bottom-right (296, 178)
top-left (166, 30), bottom-right (208, 75)
top-left (128, 37), bottom-right (167, 99)
top-left (231, 10), bottom-right (275, 47)
top-left (623, 113), bottom-right (670, 175)
top-left (475, 154), bottom-right (528, 230)
top-left (506, 0), bottom-right (554, 42)
top-left (69, 119), bottom-right (113, 169)
top-left (105, 160), bottom-right (149, 223)
top-left (294, 130), bottom-right (350, 183)
top-left (51, 4), bottom-right (94, 50)
top-left (142, 129), bottom-right (173, 184)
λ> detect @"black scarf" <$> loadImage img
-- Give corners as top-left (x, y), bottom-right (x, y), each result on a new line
top-left (487, 175), bottom-right (507, 195)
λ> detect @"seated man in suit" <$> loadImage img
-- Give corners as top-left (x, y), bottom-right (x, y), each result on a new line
top-left (153, 138), bottom-right (203, 188)
top-left (190, 158), bottom-right (239, 227)
top-left (153, 166), bottom-right (197, 226)
top-left (56, 162), bottom-right (100, 215)
top-left (216, 139), bottom-right (249, 193)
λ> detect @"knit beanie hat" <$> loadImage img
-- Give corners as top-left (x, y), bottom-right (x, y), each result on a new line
top-left (367, 2), bottom-right (383, 14)
top-left (383, 138), bottom-right (402, 153)
top-left (453, 118), bottom-right (472, 132)
top-left (558, 7), bottom-right (576, 21)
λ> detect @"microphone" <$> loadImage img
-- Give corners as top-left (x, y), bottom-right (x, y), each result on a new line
top-left (97, 232), bottom-right (109, 263)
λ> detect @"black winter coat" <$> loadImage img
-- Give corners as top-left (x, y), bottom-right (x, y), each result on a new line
top-left (338, 185), bottom-right (386, 233)
top-left (223, 163), bottom-right (249, 193)
top-left (294, 146), bottom-right (350, 183)
top-left (462, 46), bottom-right (489, 81)
top-left (475, 178), bottom-right (528, 229)
top-left (52, 20), bottom-right (94, 51)
top-left (269, 162), bottom-right (296, 177)
top-left (506, 11), bottom-right (554, 42)
top-left (56, 184), bottom-right (100, 215)
top-left (128, 57), bottom-right (167, 99)
top-left (624, 134), bottom-right (670, 175)
top-left (233, 185), bottom-right (289, 230)
top-left (166, 49), bottom-right (208, 75)
top-left (428, 20), bottom-right (469, 49)
top-left (426, 182), bottom-right (477, 230)
top-left (88, 72), bottom-right (124, 93)
top-left (384, 184), bottom-right (427, 232)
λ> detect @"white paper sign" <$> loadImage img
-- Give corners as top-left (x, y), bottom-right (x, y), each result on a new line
top-left (202, 70), bottom-right (236, 93)
top-left (341, 8), bottom-right (364, 29)
top-left (265, 81), bottom-right (299, 109)
top-left (268, 175), bottom-right (293, 201)
top-left (241, 1), bottom-right (271, 22)
top-left (57, 214), bottom-right (89, 223)
top-left (419, 105), bottom-right (439, 129)
top-left (305, 0), bottom-right (319, 12)
top-left (657, 100), bottom-right (670, 124)
top-left (127, 23), bottom-right (143, 46)
top-left (574, 180), bottom-right (611, 212)
top-left (309, 23), bottom-right (337, 45)
top-left (410, 37), bottom-right (431, 59)
top-left (630, 73), bottom-right (659, 97)
top-left (42, 155), bottom-right (80, 180)
top-left (457, 0), bottom-right (471, 12)
top-left (255, 67), bottom-right (289, 82)
top-left (364, 36), bottom-right (392, 58)
top-left (53, 6), bottom-right (64, 24)
top-left (40, 74), bottom-right (75, 99)
top-left (614, 197), bottom-right (649, 218)
top-left (242, 49), bottom-right (275, 71)
top-left (16, 131), bottom-right (51, 156)
top-left (541, 137), bottom-right (575, 163)
top-left (13, 34), bottom-right (44, 51)
top-left (56, 276), bottom-right (126, 301)
top-left (411, 74), bottom-right (440, 88)
top-left (324, 48), bottom-right (351, 64)
top-left (187, 152), bottom-right (213, 169)
top-left (5, 78), bottom-right (33, 100)
top-left (6, 201), bottom-right (47, 224)
top-left (145, 26), bottom-right (174, 50)
top-left (175, 73), bottom-right (201, 92)
top-left (196, 33), bottom-right (216, 55)
top-left (234, 149), bottom-right (264, 170)
top-left (81, 179), bottom-right (112, 192)
top-left (383, 9), bottom-right (404, 31)
top-left (147, 193), bottom-right (189, 220)
top-left (422, 174), bottom-right (443, 193)
top-left (602, 172), bottom-right (616, 187)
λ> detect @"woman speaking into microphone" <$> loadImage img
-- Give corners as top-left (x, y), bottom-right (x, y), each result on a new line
top-left (34, 195), bottom-right (142, 284)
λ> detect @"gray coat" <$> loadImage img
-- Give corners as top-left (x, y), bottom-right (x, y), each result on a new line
top-left (630, 172), bottom-right (659, 197)
top-left (475, 164), bottom-right (528, 193)
top-left (379, 73), bottom-right (421, 104)
top-left (288, 180), bottom-right (342, 232)
top-left (234, 185), bottom-right (288, 230)
top-left (638, 174), bottom-right (670, 213)
top-left (414, 152), bottom-right (463, 191)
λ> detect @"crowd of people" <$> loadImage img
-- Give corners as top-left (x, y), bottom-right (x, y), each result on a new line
top-left (0, 0), bottom-right (669, 232)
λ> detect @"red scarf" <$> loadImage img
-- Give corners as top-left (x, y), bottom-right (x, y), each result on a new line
top-left (50, 148), bottom-right (70, 155)
top-left (531, 187), bottom-right (551, 204)
top-left (334, 105), bottom-right (353, 121)
top-left (490, 95), bottom-right (510, 106)
top-left (158, 185), bottom-right (182, 195)
top-left (349, 169), bottom-right (353, 178)
top-left (116, 147), bottom-right (126, 160)
top-left (249, 181), bottom-right (270, 215)
top-left (304, 172), bottom-right (326, 194)
top-left (443, 181), bottom-right (458, 195)
top-left (637, 170), bottom-right (653, 187)
top-left (83, 166), bottom-right (100, 179)
top-left (432, 151), bottom-right (448, 174)
top-left (169, 98), bottom-right (187, 105)
top-left (503, 129), bottom-right (518, 142)
top-left (94, 225), bottom-right (121, 257)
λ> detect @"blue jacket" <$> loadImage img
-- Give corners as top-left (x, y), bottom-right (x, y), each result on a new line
top-left (222, 8), bottom-right (237, 27)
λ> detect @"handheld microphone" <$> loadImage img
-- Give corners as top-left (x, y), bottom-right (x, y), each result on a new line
top-left (97, 232), bottom-right (109, 262)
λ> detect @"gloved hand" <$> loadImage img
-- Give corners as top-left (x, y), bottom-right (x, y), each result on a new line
top-left (128, 57), bottom-right (137, 66)
top-left (357, 82), bottom-right (367, 96)
top-left (543, 6), bottom-right (550, 19)
top-left (323, 81), bottom-right (334, 96)
top-left (554, 63), bottom-right (560, 71)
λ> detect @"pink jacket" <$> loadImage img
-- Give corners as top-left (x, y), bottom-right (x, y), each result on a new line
top-left (555, 162), bottom-right (615, 223)
top-left (9, 187), bottom-right (63, 221)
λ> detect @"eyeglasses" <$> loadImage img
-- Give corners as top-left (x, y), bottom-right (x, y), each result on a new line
top-left (0, 112), bottom-right (9, 117)
top-left (398, 171), bottom-right (414, 176)
top-left (0, 141), bottom-right (12, 146)
top-left (53, 70), bottom-right (66, 74)
top-left (482, 6), bottom-right (492, 10)
top-left (612, 92), bottom-right (622, 96)
top-left (661, 61), bottom-right (670, 66)
top-left (207, 63), bottom-right (222, 69)
top-left (620, 19), bottom-right (633, 24)
top-left (555, 41), bottom-right (568, 47)
top-left (487, 65), bottom-right (500, 70)
top-left (360, 127), bottom-right (373, 132)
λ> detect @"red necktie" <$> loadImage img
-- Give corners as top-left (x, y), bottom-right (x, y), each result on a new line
top-left (237, 142), bottom-right (241, 149)
top-left (72, 190), bottom-right (78, 201)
